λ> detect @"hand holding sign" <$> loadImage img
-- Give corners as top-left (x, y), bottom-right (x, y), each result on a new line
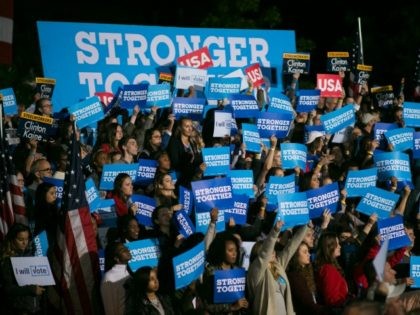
top-left (274, 220), bottom-right (284, 233)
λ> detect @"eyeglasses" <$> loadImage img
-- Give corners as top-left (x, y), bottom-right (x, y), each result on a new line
top-left (39, 167), bottom-right (52, 172)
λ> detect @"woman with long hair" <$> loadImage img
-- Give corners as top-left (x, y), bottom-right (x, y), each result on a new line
top-left (153, 173), bottom-right (183, 211)
top-left (106, 173), bottom-right (138, 217)
top-left (287, 242), bottom-right (332, 315)
top-left (34, 182), bottom-right (59, 247)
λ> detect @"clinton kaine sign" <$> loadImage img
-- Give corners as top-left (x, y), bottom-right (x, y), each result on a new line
top-left (37, 22), bottom-right (295, 110)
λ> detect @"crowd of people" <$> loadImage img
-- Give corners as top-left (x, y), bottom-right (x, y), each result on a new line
top-left (1, 68), bottom-right (420, 315)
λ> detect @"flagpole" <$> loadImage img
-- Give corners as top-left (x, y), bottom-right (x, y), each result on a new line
top-left (358, 17), bottom-right (364, 65)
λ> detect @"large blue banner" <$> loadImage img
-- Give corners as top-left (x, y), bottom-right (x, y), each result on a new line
top-left (37, 22), bottom-right (295, 110)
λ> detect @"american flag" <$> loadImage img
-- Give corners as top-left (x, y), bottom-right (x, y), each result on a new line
top-left (0, 111), bottom-right (26, 240)
top-left (50, 124), bottom-right (99, 314)
top-left (0, 0), bottom-right (13, 65)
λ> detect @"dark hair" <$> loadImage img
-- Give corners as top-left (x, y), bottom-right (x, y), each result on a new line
top-left (132, 266), bottom-right (154, 294)
top-left (113, 173), bottom-right (131, 201)
top-left (35, 182), bottom-right (56, 207)
top-left (104, 241), bottom-right (125, 272)
top-left (151, 205), bottom-right (171, 228)
top-left (207, 231), bottom-right (240, 266)
top-left (117, 215), bottom-right (144, 241)
top-left (1, 223), bottom-right (32, 258)
top-left (315, 232), bottom-right (344, 275)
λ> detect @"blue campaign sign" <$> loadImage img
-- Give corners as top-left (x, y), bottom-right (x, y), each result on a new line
top-left (172, 97), bottom-right (206, 121)
top-left (384, 127), bottom-right (414, 152)
top-left (131, 194), bottom-right (156, 227)
top-left (99, 163), bottom-right (138, 190)
top-left (374, 151), bottom-right (411, 182)
top-left (306, 182), bottom-right (339, 219)
top-left (202, 146), bottom-right (231, 177)
top-left (120, 84), bottom-right (148, 109)
top-left (280, 143), bottom-right (307, 170)
top-left (213, 268), bottom-right (246, 303)
top-left (241, 123), bottom-right (261, 153)
top-left (414, 132), bottom-right (420, 159)
top-left (33, 230), bottom-right (49, 257)
top-left (206, 77), bottom-right (241, 101)
top-left (345, 168), bottom-right (378, 197)
top-left (0, 88), bottom-right (17, 115)
top-left (179, 186), bottom-right (193, 215)
top-left (127, 238), bottom-right (160, 272)
top-left (192, 177), bottom-right (233, 213)
top-left (146, 83), bottom-right (171, 108)
top-left (225, 193), bottom-right (249, 225)
top-left (38, 22), bottom-right (295, 110)
top-left (321, 105), bottom-right (355, 134)
top-left (378, 216), bottom-right (411, 251)
top-left (135, 159), bottom-right (157, 186)
top-left (230, 94), bottom-right (260, 118)
top-left (175, 210), bottom-right (196, 238)
top-left (68, 96), bottom-right (104, 129)
top-left (356, 187), bottom-right (400, 219)
top-left (296, 89), bottom-right (320, 113)
top-left (403, 102), bottom-right (420, 127)
top-left (173, 241), bottom-right (205, 290)
top-left (267, 94), bottom-right (294, 114)
top-left (374, 122), bottom-right (398, 150)
top-left (228, 170), bottom-right (254, 198)
top-left (257, 112), bottom-right (293, 139)
top-left (85, 177), bottom-right (101, 212)
top-left (97, 199), bottom-right (117, 227)
top-left (266, 174), bottom-right (296, 206)
top-left (43, 177), bottom-right (64, 207)
top-left (195, 210), bottom-right (225, 234)
top-left (410, 256), bottom-right (420, 288)
top-left (276, 192), bottom-right (309, 230)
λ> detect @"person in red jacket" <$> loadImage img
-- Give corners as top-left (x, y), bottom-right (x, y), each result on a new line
top-left (315, 232), bottom-right (352, 311)
top-left (107, 173), bottom-right (138, 217)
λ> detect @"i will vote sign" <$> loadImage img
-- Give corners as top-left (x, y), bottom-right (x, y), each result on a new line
top-left (296, 89), bottom-right (320, 113)
top-left (316, 74), bottom-right (342, 98)
top-left (173, 241), bottom-right (205, 289)
top-left (172, 97), bottom-right (205, 121)
top-left (374, 151), bottom-right (411, 182)
top-left (175, 66), bottom-right (207, 89)
top-left (241, 123), bottom-right (261, 153)
top-left (384, 127), bottom-right (414, 152)
top-left (11, 256), bottom-right (55, 286)
top-left (69, 96), bottom-right (104, 129)
top-left (175, 210), bottom-right (195, 238)
top-left (126, 238), bottom-right (160, 272)
top-left (214, 268), bottom-right (246, 303)
top-left (281, 143), bottom-right (307, 170)
top-left (131, 194), bottom-right (156, 227)
top-left (99, 163), bottom-right (138, 190)
top-left (306, 182), bottom-right (339, 219)
top-left (230, 94), bottom-right (260, 119)
top-left (266, 174), bottom-right (296, 206)
top-left (120, 84), bottom-right (148, 109)
top-left (177, 46), bottom-right (213, 69)
top-left (213, 111), bottom-right (232, 137)
top-left (321, 105), bottom-right (355, 134)
top-left (378, 216), bottom-right (411, 251)
top-left (276, 192), bottom-right (309, 230)
top-left (202, 146), bottom-right (231, 177)
top-left (356, 187), bottom-right (399, 220)
top-left (146, 84), bottom-right (171, 108)
top-left (345, 168), bottom-right (378, 197)
top-left (410, 256), bottom-right (420, 288)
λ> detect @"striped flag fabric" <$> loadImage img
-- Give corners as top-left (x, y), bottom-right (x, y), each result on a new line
top-left (0, 0), bottom-right (13, 65)
top-left (0, 102), bottom-right (26, 240)
top-left (51, 123), bottom-right (99, 314)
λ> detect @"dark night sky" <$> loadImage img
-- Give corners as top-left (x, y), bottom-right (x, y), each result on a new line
top-left (12, 1), bottom-right (420, 95)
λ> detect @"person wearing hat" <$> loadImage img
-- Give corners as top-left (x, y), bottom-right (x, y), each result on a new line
top-left (306, 131), bottom-right (325, 172)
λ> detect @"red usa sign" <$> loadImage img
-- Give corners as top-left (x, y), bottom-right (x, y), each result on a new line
top-left (316, 74), bottom-right (342, 97)
top-left (245, 63), bottom-right (264, 88)
top-left (177, 46), bottom-right (213, 69)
